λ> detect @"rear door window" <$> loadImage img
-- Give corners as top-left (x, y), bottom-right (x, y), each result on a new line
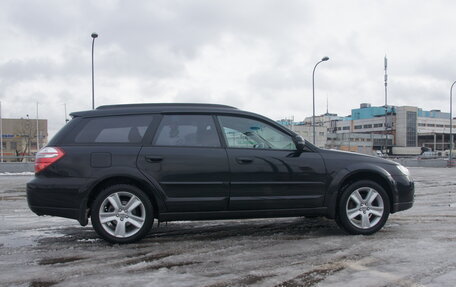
top-left (74, 115), bottom-right (153, 144)
top-left (153, 115), bottom-right (221, 147)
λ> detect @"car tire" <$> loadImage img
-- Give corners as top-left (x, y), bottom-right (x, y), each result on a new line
top-left (91, 184), bottom-right (154, 244)
top-left (336, 180), bottom-right (390, 235)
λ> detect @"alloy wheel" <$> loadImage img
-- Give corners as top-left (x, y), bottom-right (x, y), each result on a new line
top-left (98, 191), bottom-right (146, 238)
top-left (345, 187), bottom-right (385, 229)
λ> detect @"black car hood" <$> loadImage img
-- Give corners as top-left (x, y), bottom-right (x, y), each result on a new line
top-left (317, 148), bottom-right (397, 166)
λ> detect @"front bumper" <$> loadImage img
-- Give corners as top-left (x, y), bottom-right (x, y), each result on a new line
top-left (391, 174), bottom-right (415, 213)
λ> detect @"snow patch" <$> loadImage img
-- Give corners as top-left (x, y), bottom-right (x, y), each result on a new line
top-left (0, 172), bottom-right (34, 176)
top-left (76, 238), bottom-right (101, 243)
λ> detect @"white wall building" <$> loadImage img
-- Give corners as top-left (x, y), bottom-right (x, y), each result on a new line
top-left (278, 103), bottom-right (455, 154)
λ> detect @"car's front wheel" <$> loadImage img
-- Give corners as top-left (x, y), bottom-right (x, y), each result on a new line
top-left (91, 184), bottom-right (153, 243)
top-left (337, 180), bottom-right (390, 235)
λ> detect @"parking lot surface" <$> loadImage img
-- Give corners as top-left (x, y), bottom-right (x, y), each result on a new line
top-left (1, 167), bottom-right (455, 287)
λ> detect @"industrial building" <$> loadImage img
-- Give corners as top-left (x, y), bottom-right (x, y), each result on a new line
top-left (279, 103), bottom-right (454, 155)
top-left (0, 118), bottom-right (48, 162)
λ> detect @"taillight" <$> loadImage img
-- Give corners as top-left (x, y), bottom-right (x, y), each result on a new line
top-left (35, 147), bottom-right (65, 173)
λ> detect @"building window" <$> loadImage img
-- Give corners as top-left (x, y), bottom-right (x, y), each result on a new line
top-left (445, 125), bottom-right (451, 128)
top-left (10, 142), bottom-right (17, 150)
top-left (337, 127), bottom-right (341, 130)
top-left (363, 124), bottom-right (372, 129)
top-left (319, 132), bottom-right (325, 136)
top-left (354, 125), bottom-right (362, 129)
top-left (373, 123), bottom-right (383, 128)
top-left (436, 124), bottom-right (444, 127)
top-left (406, 111), bottom-right (417, 147)
top-left (427, 124), bottom-right (435, 127)
top-left (418, 123), bottom-right (426, 127)
top-left (343, 126), bottom-right (350, 130)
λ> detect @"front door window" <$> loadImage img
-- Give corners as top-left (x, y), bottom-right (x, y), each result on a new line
top-left (218, 116), bottom-right (296, 150)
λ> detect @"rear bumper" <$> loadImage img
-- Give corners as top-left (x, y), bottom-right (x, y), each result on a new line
top-left (27, 177), bottom-right (89, 225)
top-left (28, 205), bottom-right (80, 220)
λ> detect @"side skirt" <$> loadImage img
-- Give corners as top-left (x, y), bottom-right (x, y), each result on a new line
top-left (158, 207), bottom-right (328, 222)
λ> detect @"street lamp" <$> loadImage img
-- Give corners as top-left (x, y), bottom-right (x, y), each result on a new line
top-left (312, 56), bottom-right (329, 145)
top-left (450, 80), bottom-right (456, 167)
top-left (91, 32), bottom-right (98, 110)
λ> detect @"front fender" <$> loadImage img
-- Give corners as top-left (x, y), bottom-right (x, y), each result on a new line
top-left (324, 162), bottom-right (397, 219)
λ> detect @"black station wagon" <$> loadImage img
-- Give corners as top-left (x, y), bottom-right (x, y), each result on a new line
top-left (27, 103), bottom-right (414, 243)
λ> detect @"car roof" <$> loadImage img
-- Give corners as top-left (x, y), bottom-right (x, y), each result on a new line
top-left (70, 103), bottom-right (239, 117)
top-left (69, 103), bottom-right (297, 137)
top-left (97, 103), bottom-right (237, 111)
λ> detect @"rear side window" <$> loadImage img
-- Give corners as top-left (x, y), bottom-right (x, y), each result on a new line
top-left (154, 115), bottom-right (220, 147)
top-left (74, 115), bottom-right (153, 144)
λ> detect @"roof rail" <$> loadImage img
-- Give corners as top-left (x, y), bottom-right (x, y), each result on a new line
top-left (96, 103), bottom-right (237, 110)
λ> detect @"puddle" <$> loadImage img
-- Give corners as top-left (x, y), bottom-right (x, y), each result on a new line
top-left (0, 195), bottom-right (26, 201)
top-left (39, 256), bottom-right (86, 265)
top-left (2, 189), bottom-right (21, 194)
top-left (137, 260), bottom-right (201, 272)
top-left (29, 280), bottom-right (60, 287)
top-left (1, 229), bottom-right (67, 248)
top-left (122, 252), bottom-right (175, 266)
top-left (274, 263), bottom-right (345, 287)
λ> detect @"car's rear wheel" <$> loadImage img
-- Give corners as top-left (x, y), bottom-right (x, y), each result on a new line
top-left (337, 180), bottom-right (390, 235)
top-left (91, 184), bottom-right (153, 243)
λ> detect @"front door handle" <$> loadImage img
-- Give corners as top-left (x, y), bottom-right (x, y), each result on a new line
top-left (145, 155), bottom-right (163, 163)
top-left (236, 157), bottom-right (254, 164)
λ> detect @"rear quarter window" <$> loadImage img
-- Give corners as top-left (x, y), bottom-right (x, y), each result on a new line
top-left (73, 115), bottom-right (153, 144)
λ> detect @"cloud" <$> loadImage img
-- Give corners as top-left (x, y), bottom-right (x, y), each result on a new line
top-left (0, 0), bottom-right (456, 139)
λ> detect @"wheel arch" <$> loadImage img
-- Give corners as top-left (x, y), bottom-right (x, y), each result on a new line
top-left (325, 166), bottom-right (397, 219)
top-left (81, 175), bottom-right (166, 225)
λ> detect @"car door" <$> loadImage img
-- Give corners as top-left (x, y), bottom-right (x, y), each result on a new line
top-left (137, 114), bottom-right (230, 212)
top-left (217, 115), bottom-right (327, 210)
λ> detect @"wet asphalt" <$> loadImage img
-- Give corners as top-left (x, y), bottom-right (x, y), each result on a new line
top-left (1, 168), bottom-right (455, 287)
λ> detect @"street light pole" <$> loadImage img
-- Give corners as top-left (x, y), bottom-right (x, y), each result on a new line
top-left (450, 80), bottom-right (456, 167)
top-left (91, 32), bottom-right (98, 110)
top-left (312, 56), bottom-right (329, 145)
top-left (384, 56), bottom-right (388, 154)
top-left (0, 101), bottom-right (3, 163)
top-left (36, 102), bottom-right (39, 151)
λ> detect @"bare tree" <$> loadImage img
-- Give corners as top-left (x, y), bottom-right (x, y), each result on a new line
top-left (14, 117), bottom-right (36, 162)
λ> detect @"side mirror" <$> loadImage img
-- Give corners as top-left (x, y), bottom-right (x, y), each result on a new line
top-left (294, 136), bottom-right (305, 151)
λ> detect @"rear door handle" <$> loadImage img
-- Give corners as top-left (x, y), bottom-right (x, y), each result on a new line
top-left (145, 155), bottom-right (163, 163)
top-left (236, 157), bottom-right (254, 164)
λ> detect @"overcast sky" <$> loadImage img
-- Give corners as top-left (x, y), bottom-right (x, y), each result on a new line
top-left (1, 0), bottom-right (456, 138)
